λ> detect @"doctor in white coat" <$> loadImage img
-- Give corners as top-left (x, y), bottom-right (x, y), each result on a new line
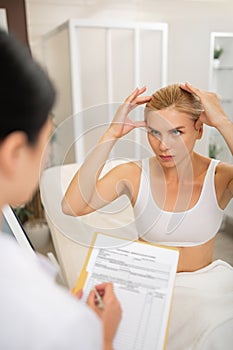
top-left (0, 29), bottom-right (121, 350)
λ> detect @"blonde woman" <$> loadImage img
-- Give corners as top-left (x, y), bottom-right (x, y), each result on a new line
top-left (64, 83), bottom-right (233, 348)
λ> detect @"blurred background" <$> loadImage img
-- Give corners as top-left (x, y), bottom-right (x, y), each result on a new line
top-left (1, 0), bottom-right (233, 264)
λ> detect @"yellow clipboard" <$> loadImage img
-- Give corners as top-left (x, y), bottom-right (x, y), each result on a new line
top-left (74, 231), bottom-right (178, 293)
top-left (73, 232), bottom-right (99, 294)
top-left (73, 232), bottom-right (179, 350)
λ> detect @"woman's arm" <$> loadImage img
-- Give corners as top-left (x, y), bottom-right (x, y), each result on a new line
top-left (180, 82), bottom-right (233, 197)
top-left (62, 87), bottom-right (151, 216)
top-left (180, 82), bottom-right (233, 154)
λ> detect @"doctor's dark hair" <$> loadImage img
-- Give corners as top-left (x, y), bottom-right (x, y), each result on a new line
top-left (145, 84), bottom-right (204, 121)
top-left (0, 29), bottom-right (56, 145)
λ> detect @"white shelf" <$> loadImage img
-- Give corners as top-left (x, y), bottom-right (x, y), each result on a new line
top-left (209, 32), bottom-right (233, 160)
top-left (213, 66), bottom-right (233, 71)
top-left (209, 33), bottom-right (233, 218)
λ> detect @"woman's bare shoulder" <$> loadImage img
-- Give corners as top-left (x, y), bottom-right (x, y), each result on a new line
top-left (214, 160), bottom-right (233, 208)
top-left (216, 160), bottom-right (233, 170)
top-left (215, 159), bottom-right (233, 179)
top-left (196, 154), bottom-right (233, 179)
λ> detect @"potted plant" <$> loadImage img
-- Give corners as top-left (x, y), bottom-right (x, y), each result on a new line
top-left (14, 190), bottom-right (50, 251)
top-left (213, 46), bottom-right (223, 68)
top-left (208, 134), bottom-right (222, 159)
top-left (14, 205), bottom-right (33, 224)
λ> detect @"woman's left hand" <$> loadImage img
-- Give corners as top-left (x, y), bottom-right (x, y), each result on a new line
top-left (180, 82), bottom-right (229, 129)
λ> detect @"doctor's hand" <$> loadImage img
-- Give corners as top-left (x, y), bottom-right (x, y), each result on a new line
top-left (106, 87), bottom-right (151, 139)
top-left (180, 82), bottom-right (229, 129)
top-left (87, 282), bottom-right (122, 350)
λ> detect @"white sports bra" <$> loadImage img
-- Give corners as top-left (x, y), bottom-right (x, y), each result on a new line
top-left (133, 158), bottom-right (224, 247)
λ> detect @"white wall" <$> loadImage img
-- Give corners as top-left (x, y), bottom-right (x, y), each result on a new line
top-left (24, 0), bottom-right (233, 158)
top-left (25, 0), bottom-right (233, 89)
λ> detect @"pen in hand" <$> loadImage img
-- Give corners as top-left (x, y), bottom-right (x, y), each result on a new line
top-left (93, 286), bottom-right (105, 309)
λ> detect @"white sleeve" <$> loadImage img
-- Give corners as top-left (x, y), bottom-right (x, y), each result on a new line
top-left (0, 236), bottom-right (102, 350)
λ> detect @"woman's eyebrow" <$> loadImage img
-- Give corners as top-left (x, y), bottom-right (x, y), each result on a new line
top-left (170, 126), bottom-right (185, 130)
top-left (147, 125), bottom-right (185, 131)
top-left (147, 126), bottom-right (159, 132)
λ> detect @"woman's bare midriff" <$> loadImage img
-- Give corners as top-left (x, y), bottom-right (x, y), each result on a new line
top-left (138, 237), bottom-right (216, 272)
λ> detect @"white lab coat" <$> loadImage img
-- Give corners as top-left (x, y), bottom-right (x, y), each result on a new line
top-left (0, 234), bottom-right (102, 350)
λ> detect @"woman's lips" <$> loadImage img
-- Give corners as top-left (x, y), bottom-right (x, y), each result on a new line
top-left (159, 155), bottom-right (174, 161)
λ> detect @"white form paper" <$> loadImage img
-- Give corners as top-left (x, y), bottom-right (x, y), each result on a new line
top-left (82, 233), bottom-right (179, 350)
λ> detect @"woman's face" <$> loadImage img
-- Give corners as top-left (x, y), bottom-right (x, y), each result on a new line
top-left (146, 107), bottom-right (202, 168)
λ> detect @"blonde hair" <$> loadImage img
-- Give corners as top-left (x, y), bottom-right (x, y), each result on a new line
top-left (145, 84), bottom-right (204, 121)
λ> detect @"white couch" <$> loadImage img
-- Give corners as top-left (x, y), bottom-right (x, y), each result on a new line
top-left (40, 161), bottom-right (138, 287)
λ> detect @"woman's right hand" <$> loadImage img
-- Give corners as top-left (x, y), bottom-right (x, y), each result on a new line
top-left (87, 282), bottom-right (122, 350)
top-left (107, 86), bottom-right (151, 139)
